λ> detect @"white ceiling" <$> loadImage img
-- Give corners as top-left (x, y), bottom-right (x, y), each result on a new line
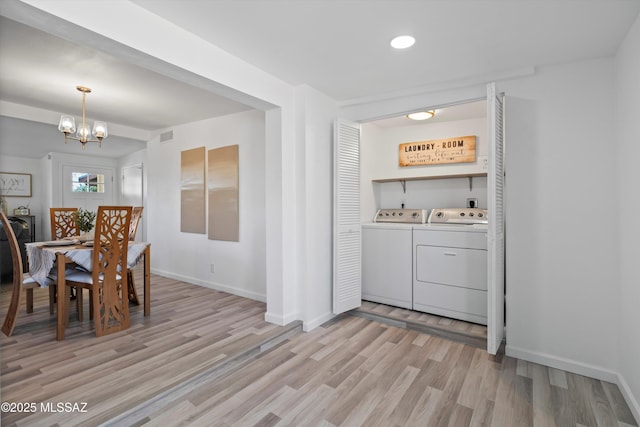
top-left (131, 0), bottom-right (640, 99)
top-left (1, 0), bottom-right (638, 158)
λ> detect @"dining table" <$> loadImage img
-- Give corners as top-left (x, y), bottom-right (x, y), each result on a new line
top-left (25, 239), bottom-right (151, 340)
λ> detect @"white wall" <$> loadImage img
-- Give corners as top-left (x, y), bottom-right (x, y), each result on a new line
top-left (295, 85), bottom-right (338, 330)
top-left (146, 109), bottom-right (267, 301)
top-left (376, 177), bottom-right (487, 214)
top-left (0, 151), bottom-right (130, 241)
top-left (501, 58), bottom-right (621, 379)
top-left (361, 117), bottom-right (488, 220)
top-left (118, 149), bottom-right (147, 184)
top-left (616, 13), bottom-right (640, 420)
top-left (0, 155), bottom-right (45, 240)
top-left (364, 117), bottom-right (488, 181)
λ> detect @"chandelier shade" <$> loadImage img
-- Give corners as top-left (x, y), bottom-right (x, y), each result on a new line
top-left (58, 115), bottom-right (76, 134)
top-left (92, 121), bottom-right (108, 139)
top-left (59, 86), bottom-right (108, 150)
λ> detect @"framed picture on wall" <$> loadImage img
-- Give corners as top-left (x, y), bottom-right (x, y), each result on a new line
top-left (0, 172), bottom-right (32, 197)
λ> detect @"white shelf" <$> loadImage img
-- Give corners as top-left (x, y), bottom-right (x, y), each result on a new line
top-left (372, 172), bottom-right (487, 183)
top-left (372, 172), bottom-right (487, 192)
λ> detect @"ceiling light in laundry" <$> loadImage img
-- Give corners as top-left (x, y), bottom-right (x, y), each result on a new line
top-left (390, 35), bottom-right (415, 49)
top-left (407, 111), bottom-right (435, 121)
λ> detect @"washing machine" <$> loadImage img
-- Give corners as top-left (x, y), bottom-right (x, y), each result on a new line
top-left (361, 209), bottom-right (426, 309)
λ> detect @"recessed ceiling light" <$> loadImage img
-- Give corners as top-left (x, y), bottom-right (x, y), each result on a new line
top-left (407, 111), bottom-right (435, 121)
top-left (390, 35), bottom-right (415, 49)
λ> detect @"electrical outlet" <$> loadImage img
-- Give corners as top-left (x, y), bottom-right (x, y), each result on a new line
top-left (210, 264), bottom-right (215, 273)
top-left (467, 198), bottom-right (478, 208)
top-left (479, 156), bottom-right (488, 171)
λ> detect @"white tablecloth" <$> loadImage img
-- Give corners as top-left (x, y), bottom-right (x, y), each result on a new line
top-left (26, 242), bottom-right (149, 287)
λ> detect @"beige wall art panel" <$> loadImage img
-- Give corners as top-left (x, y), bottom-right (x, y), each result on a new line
top-left (208, 145), bottom-right (239, 242)
top-left (180, 146), bottom-right (206, 234)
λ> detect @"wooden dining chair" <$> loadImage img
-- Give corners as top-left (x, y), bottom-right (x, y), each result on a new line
top-left (63, 206), bottom-right (132, 337)
top-left (50, 207), bottom-right (80, 306)
top-left (0, 212), bottom-right (51, 336)
top-left (50, 207), bottom-right (80, 240)
top-left (126, 206), bottom-right (144, 305)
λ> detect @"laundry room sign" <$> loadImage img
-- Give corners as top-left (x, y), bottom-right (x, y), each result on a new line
top-left (399, 135), bottom-right (476, 167)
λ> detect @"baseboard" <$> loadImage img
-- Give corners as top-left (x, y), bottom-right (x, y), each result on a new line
top-left (506, 344), bottom-right (640, 423)
top-left (150, 268), bottom-right (266, 302)
top-left (506, 344), bottom-right (618, 383)
top-left (303, 311), bottom-right (336, 332)
top-left (616, 372), bottom-right (640, 425)
top-left (264, 311), bottom-right (299, 326)
top-left (510, 347), bottom-right (640, 425)
top-left (152, 268), bottom-right (306, 329)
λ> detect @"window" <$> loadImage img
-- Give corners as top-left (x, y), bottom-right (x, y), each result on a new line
top-left (72, 172), bottom-right (105, 193)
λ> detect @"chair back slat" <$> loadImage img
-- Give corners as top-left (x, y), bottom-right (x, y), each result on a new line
top-left (91, 206), bottom-right (132, 336)
top-left (1, 212), bottom-right (25, 336)
top-left (50, 208), bottom-right (79, 240)
top-left (128, 206), bottom-right (144, 241)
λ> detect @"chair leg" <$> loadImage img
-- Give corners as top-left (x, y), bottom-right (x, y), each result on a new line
top-left (127, 270), bottom-right (140, 305)
top-left (26, 288), bottom-right (34, 313)
top-left (89, 290), bottom-right (94, 320)
top-left (1, 282), bottom-right (22, 337)
top-left (24, 287), bottom-right (56, 316)
top-left (76, 287), bottom-right (83, 321)
top-left (49, 286), bottom-right (56, 315)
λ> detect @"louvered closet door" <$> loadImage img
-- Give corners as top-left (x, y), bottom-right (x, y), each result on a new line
top-left (333, 120), bottom-right (362, 314)
top-left (487, 82), bottom-right (506, 355)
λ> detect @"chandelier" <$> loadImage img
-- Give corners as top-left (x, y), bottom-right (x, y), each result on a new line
top-left (58, 85), bottom-right (108, 150)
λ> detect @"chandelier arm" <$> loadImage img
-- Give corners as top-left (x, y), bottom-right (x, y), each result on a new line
top-left (63, 135), bottom-right (100, 144)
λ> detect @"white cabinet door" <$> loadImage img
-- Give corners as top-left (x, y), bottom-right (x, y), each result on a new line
top-left (333, 120), bottom-right (361, 314)
top-left (487, 82), bottom-right (506, 354)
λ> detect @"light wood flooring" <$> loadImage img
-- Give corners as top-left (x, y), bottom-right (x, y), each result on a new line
top-left (1, 268), bottom-right (637, 427)
top-left (354, 300), bottom-right (488, 349)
